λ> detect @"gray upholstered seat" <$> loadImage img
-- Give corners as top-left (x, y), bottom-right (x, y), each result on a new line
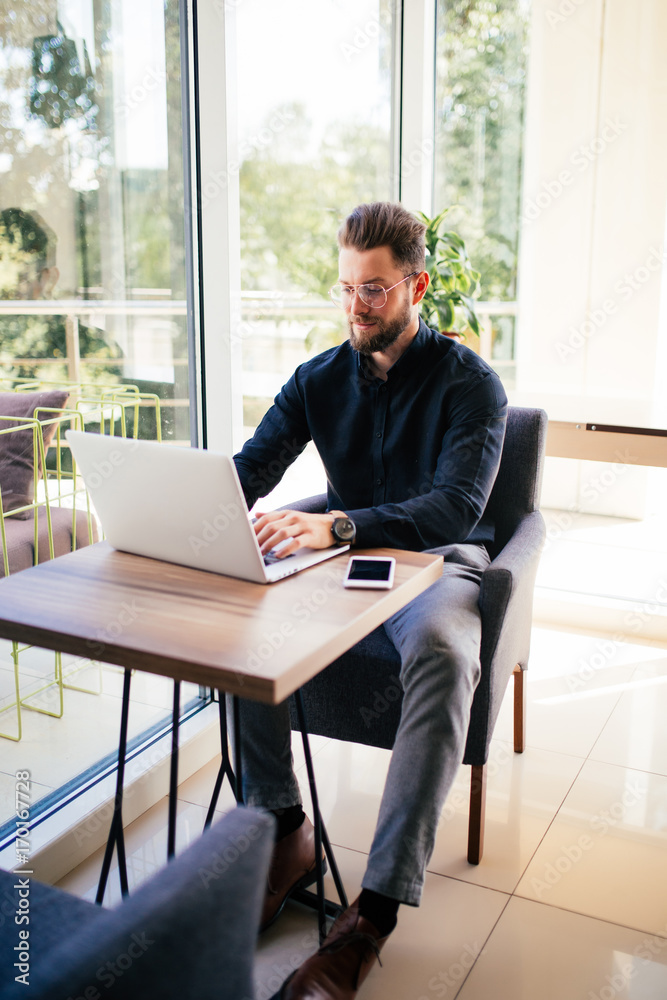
top-left (0, 806), bottom-right (274, 1000)
top-left (287, 406), bottom-right (548, 863)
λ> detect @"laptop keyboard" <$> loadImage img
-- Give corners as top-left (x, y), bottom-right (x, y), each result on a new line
top-left (264, 550), bottom-right (295, 565)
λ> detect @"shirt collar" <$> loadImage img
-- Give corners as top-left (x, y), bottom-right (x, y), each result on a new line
top-left (354, 317), bottom-right (434, 385)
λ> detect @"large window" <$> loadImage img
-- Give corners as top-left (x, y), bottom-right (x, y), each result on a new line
top-left (0, 0), bottom-right (201, 836)
top-left (434, 0), bottom-right (531, 387)
top-left (234, 0), bottom-right (396, 503)
top-left (0, 0), bottom-right (191, 440)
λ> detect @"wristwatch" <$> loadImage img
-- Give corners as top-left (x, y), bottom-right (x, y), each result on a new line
top-left (331, 515), bottom-right (356, 546)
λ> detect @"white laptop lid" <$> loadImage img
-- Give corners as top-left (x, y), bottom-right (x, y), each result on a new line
top-left (65, 432), bottom-right (346, 584)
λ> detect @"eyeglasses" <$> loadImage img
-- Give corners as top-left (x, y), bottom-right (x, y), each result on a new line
top-left (328, 271), bottom-right (418, 309)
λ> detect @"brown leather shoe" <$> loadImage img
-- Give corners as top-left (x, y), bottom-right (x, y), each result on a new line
top-left (276, 897), bottom-right (390, 998)
top-left (261, 817), bottom-right (326, 932)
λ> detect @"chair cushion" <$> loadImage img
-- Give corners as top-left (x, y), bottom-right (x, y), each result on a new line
top-left (0, 506), bottom-right (97, 577)
top-left (0, 391), bottom-right (69, 518)
top-left (292, 625), bottom-right (403, 751)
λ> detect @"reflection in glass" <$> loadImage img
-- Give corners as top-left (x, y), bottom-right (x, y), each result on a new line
top-left (0, 1), bottom-right (199, 833)
top-left (0, 0), bottom-right (189, 441)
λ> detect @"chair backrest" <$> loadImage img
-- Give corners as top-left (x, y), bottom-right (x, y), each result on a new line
top-left (12, 807), bottom-right (275, 1000)
top-left (484, 406), bottom-right (548, 552)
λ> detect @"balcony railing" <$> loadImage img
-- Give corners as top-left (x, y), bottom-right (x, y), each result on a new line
top-left (0, 294), bottom-right (518, 404)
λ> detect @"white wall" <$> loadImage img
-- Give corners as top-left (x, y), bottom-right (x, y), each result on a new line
top-left (514, 0), bottom-right (667, 515)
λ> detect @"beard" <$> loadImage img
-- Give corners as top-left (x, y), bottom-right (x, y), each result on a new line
top-left (347, 296), bottom-right (413, 356)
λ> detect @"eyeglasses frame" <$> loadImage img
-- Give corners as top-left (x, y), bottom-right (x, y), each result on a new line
top-left (328, 270), bottom-right (420, 309)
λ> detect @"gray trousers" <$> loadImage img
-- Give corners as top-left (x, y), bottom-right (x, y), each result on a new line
top-left (229, 542), bottom-right (489, 906)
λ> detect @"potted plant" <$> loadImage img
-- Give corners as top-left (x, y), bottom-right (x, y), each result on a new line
top-left (416, 209), bottom-right (481, 346)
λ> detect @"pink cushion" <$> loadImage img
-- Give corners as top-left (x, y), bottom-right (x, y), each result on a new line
top-left (0, 506), bottom-right (98, 577)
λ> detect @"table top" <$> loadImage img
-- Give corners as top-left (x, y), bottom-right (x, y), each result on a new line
top-left (0, 541), bottom-right (443, 704)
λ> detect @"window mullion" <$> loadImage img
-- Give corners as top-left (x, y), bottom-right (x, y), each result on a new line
top-left (191, 0), bottom-right (243, 454)
top-left (398, 0), bottom-right (436, 215)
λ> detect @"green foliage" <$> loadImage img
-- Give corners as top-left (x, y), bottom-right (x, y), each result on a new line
top-left (239, 104), bottom-right (392, 353)
top-left (240, 105), bottom-right (391, 301)
top-left (417, 208), bottom-right (481, 336)
top-left (434, 0), bottom-right (530, 303)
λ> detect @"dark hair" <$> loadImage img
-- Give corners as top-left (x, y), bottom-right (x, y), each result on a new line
top-left (337, 202), bottom-right (426, 273)
top-left (0, 208), bottom-right (56, 274)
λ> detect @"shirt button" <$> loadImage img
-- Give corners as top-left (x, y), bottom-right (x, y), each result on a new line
top-left (376, 478), bottom-right (383, 485)
top-left (375, 432), bottom-right (382, 438)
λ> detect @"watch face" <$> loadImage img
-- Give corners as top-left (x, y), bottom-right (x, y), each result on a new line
top-left (333, 517), bottom-right (355, 542)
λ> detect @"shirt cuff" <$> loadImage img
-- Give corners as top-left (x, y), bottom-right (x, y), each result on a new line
top-left (343, 508), bottom-right (385, 548)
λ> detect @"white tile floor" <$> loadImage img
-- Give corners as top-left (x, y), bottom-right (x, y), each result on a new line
top-left (56, 624), bottom-right (667, 999)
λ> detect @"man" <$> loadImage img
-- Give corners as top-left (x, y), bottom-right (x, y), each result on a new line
top-left (233, 202), bottom-right (507, 999)
top-left (0, 208), bottom-right (60, 300)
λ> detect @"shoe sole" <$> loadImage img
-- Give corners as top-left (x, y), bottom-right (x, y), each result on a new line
top-left (260, 857), bottom-right (328, 934)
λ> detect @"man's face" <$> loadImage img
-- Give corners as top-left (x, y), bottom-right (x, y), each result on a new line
top-left (338, 245), bottom-right (418, 356)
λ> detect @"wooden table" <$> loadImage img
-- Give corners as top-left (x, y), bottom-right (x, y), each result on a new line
top-left (0, 541), bottom-right (443, 917)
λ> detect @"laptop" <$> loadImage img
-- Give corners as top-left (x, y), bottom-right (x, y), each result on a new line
top-left (65, 431), bottom-right (348, 584)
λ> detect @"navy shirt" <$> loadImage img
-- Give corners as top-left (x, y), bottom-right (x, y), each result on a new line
top-left (234, 318), bottom-right (508, 551)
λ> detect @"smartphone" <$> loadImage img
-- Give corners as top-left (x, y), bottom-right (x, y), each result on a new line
top-left (343, 555), bottom-right (396, 589)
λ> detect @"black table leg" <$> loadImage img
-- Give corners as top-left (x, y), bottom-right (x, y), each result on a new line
top-left (293, 689), bottom-right (348, 942)
top-left (167, 681), bottom-right (181, 859)
top-left (204, 694), bottom-right (239, 828)
top-left (203, 687), bottom-right (347, 942)
top-left (232, 695), bottom-right (244, 804)
top-left (96, 668), bottom-right (132, 904)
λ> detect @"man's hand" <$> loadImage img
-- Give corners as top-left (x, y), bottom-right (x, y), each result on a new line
top-left (253, 509), bottom-right (343, 558)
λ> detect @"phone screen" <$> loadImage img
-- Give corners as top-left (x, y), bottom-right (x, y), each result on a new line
top-left (347, 558), bottom-right (393, 582)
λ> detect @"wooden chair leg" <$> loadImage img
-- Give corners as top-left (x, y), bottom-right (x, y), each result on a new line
top-left (513, 664), bottom-right (526, 754)
top-left (467, 763), bottom-right (487, 865)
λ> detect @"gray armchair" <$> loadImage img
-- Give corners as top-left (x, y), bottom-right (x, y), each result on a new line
top-left (0, 806), bottom-right (274, 1000)
top-left (288, 406), bottom-right (547, 864)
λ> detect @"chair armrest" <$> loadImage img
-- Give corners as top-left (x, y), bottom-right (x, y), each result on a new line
top-left (465, 510), bottom-right (545, 764)
top-left (483, 509), bottom-right (546, 587)
top-left (480, 510), bottom-right (545, 670)
top-left (278, 493), bottom-right (328, 514)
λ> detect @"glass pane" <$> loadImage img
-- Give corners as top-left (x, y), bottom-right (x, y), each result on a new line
top-left (0, 0), bottom-right (190, 442)
top-left (0, 0), bottom-right (200, 827)
top-left (433, 0), bottom-right (531, 388)
top-left (236, 0), bottom-right (395, 503)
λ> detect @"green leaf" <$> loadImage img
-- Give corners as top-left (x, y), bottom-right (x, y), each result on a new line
top-left (415, 207), bottom-right (482, 334)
